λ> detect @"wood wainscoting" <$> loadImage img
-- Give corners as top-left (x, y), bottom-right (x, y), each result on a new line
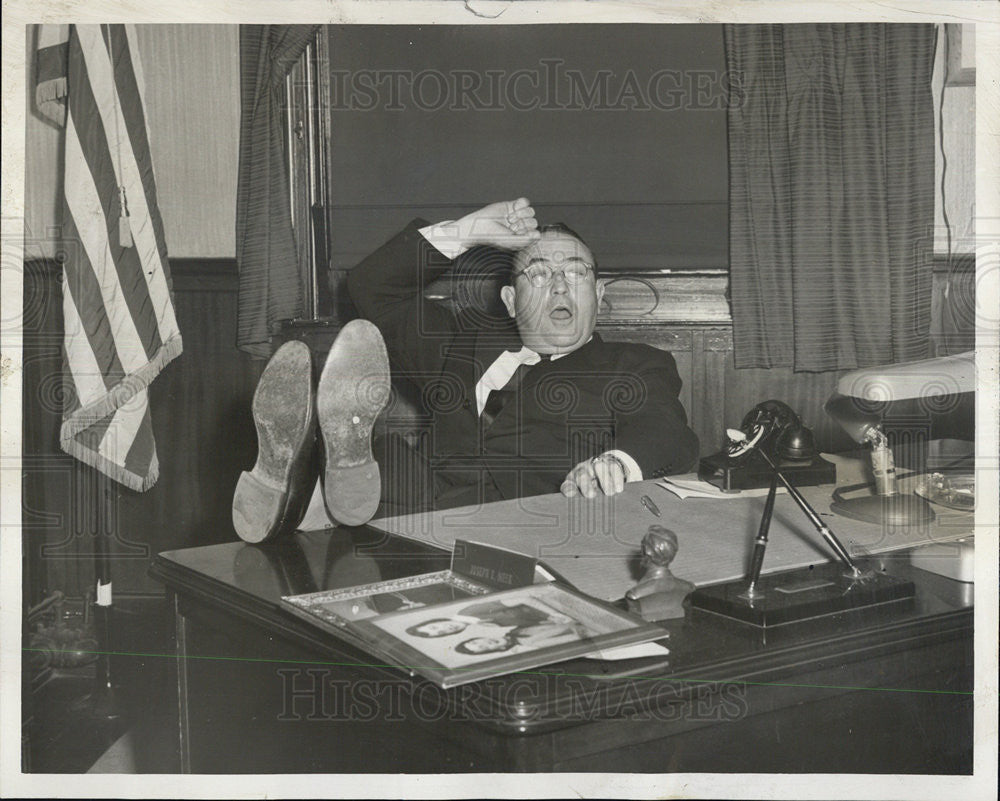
top-left (597, 323), bottom-right (857, 459)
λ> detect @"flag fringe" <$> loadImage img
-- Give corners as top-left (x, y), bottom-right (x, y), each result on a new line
top-left (36, 76), bottom-right (68, 103)
top-left (60, 333), bottom-right (182, 441)
top-left (35, 77), bottom-right (68, 126)
top-left (59, 333), bottom-right (181, 491)
top-left (60, 433), bottom-right (159, 492)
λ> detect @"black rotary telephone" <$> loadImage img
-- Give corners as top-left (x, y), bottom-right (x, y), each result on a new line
top-left (698, 400), bottom-right (836, 491)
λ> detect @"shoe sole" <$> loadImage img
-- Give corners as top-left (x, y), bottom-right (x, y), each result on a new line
top-left (233, 340), bottom-right (316, 543)
top-left (317, 319), bottom-right (391, 527)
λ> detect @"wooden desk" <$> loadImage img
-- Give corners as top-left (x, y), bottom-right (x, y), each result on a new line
top-left (150, 522), bottom-right (973, 774)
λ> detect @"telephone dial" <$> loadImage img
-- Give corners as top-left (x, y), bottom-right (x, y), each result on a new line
top-left (698, 400), bottom-right (837, 491)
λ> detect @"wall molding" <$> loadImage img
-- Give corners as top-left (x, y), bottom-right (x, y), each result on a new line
top-left (326, 201), bottom-right (729, 273)
top-left (169, 258), bottom-right (239, 293)
top-left (25, 254), bottom-right (967, 334)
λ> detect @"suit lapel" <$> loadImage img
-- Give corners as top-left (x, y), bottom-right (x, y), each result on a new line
top-left (472, 322), bottom-right (523, 384)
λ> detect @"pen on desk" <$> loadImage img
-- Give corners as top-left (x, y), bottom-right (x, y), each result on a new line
top-left (640, 494), bottom-right (661, 517)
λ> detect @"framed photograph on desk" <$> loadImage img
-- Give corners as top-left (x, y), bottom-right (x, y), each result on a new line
top-left (353, 582), bottom-right (669, 688)
top-left (283, 569), bottom-right (493, 626)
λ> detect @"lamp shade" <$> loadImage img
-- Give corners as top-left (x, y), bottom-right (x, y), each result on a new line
top-left (823, 353), bottom-right (972, 527)
top-left (824, 393), bottom-right (881, 444)
top-left (835, 351), bottom-right (975, 402)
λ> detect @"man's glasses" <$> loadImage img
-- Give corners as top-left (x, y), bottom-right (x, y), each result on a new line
top-left (513, 261), bottom-right (595, 288)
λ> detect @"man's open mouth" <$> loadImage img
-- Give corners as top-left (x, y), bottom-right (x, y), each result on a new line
top-left (549, 305), bottom-right (573, 321)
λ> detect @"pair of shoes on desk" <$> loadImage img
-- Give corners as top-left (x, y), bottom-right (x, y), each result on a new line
top-left (231, 319), bottom-right (391, 543)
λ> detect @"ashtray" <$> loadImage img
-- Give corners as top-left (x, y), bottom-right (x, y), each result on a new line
top-left (914, 472), bottom-right (975, 511)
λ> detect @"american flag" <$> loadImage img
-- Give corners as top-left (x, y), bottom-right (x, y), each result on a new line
top-left (35, 24), bottom-right (182, 491)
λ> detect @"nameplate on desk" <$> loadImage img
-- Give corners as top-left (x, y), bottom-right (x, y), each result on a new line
top-left (451, 539), bottom-right (537, 590)
top-left (773, 578), bottom-right (837, 595)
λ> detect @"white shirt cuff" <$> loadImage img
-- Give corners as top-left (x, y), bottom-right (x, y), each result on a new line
top-left (606, 450), bottom-right (643, 482)
top-left (418, 220), bottom-right (471, 260)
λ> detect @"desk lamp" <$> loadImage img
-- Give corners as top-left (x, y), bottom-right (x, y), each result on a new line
top-left (824, 351), bottom-right (975, 526)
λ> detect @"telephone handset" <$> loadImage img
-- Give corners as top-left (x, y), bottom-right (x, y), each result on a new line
top-left (698, 400), bottom-right (836, 491)
top-left (726, 400), bottom-right (814, 460)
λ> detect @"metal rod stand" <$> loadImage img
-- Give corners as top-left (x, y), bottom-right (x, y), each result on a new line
top-left (738, 470), bottom-right (779, 600)
top-left (757, 449), bottom-right (866, 578)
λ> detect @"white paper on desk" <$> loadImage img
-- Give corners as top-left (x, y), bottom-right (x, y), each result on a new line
top-left (582, 641), bottom-right (670, 661)
top-left (657, 474), bottom-right (789, 500)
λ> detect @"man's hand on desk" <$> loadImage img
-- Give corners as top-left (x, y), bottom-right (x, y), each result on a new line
top-left (561, 452), bottom-right (629, 499)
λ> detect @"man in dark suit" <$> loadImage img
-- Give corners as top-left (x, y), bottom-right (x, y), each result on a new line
top-left (239, 198), bottom-right (699, 539)
top-left (340, 198), bottom-right (699, 515)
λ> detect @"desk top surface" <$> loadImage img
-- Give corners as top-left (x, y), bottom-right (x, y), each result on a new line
top-left (364, 441), bottom-right (975, 601)
top-left (150, 443), bottom-right (975, 744)
top-left (153, 518), bottom-right (974, 732)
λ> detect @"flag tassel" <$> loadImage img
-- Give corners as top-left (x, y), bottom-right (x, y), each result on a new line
top-left (118, 185), bottom-right (133, 248)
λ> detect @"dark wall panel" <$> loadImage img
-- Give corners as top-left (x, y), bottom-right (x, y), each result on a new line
top-left (22, 260), bottom-right (263, 601)
top-left (325, 24), bottom-right (729, 272)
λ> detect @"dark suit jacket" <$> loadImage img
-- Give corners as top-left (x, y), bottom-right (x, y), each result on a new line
top-left (347, 220), bottom-right (699, 503)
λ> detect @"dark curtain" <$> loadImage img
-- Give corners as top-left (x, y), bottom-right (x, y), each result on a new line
top-left (725, 24), bottom-right (938, 372)
top-left (236, 25), bottom-right (319, 358)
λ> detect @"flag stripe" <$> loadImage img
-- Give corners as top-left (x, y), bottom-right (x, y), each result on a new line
top-left (37, 23), bottom-right (70, 49)
top-left (36, 41), bottom-right (69, 85)
top-left (64, 423), bottom-right (157, 492)
top-left (65, 37), bottom-right (154, 369)
top-left (123, 402), bottom-right (157, 477)
top-left (98, 387), bottom-right (149, 466)
top-left (59, 204), bottom-right (127, 394)
top-left (93, 25), bottom-right (177, 348)
top-left (35, 25), bottom-right (71, 125)
top-left (61, 269), bottom-right (114, 408)
top-left (107, 26), bottom-right (171, 267)
top-left (80, 26), bottom-right (179, 352)
top-left (74, 410), bottom-right (115, 454)
top-left (64, 105), bottom-right (150, 375)
top-left (72, 28), bottom-right (165, 362)
top-left (122, 26), bottom-right (147, 121)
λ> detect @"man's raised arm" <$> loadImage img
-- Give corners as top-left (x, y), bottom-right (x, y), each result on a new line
top-left (347, 200), bottom-right (540, 379)
top-left (418, 198), bottom-right (540, 258)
